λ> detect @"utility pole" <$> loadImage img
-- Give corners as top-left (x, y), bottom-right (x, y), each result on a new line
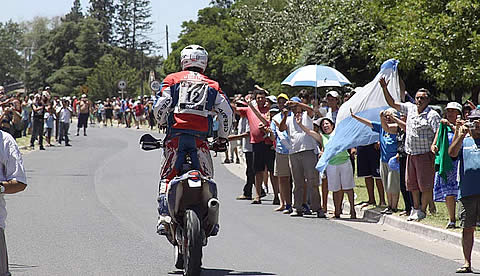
top-left (24, 47), bottom-right (28, 93)
top-left (166, 25), bottom-right (169, 57)
top-left (140, 44), bottom-right (144, 98)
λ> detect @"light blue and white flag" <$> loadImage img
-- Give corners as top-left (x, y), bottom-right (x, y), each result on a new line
top-left (316, 59), bottom-right (401, 173)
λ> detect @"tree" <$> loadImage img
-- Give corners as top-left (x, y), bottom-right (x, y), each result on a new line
top-left (75, 17), bottom-right (103, 68)
top-left (46, 65), bottom-right (90, 96)
top-left (295, 0), bottom-right (386, 87)
top-left (210, 0), bottom-right (234, 8)
top-left (114, 0), bottom-right (154, 65)
top-left (86, 54), bottom-right (140, 100)
top-left (376, 0), bottom-right (480, 102)
top-left (89, 0), bottom-right (115, 44)
top-left (163, 5), bottom-right (254, 96)
top-left (64, 0), bottom-right (84, 23)
top-left (0, 21), bottom-right (24, 86)
top-left (25, 46), bottom-right (53, 91)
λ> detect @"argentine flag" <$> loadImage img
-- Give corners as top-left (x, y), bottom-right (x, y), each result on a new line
top-left (316, 59), bottom-right (401, 173)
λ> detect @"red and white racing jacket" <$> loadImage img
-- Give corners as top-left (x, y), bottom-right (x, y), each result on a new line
top-left (153, 70), bottom-right (232, 139)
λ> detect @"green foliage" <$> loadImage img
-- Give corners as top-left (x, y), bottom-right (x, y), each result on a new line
top-left (86, 54), bottom-right (140, 100)
top-left (295, 0), bottom-right (385, 87)
top-left (0, 21), bottom-right (24, 85)
top-left (46, 65), bottom-right (90, 95)
top-left (20, 17), bottom-right (52, 50)
top-left (64, 0), bottom-right (84, 23)
top-left (114, 0), bottom-right (154, 58)
top-left (89, 0), bottom-right (115, 44)
top-left (6, 0), bottom-right (480, 104)
top-left (163, 5), bottom-right (254, 95)
top-left (75, 18), bottom-right (104, 68)
top-left (25, 48), bottom-right (53, 91)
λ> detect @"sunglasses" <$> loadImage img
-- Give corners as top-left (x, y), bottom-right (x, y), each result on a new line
top-left (415, 96), bottom-right (428, 100)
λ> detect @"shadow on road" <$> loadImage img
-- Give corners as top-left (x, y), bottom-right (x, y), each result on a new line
top-left (169, 268), bottom-right (276, 275)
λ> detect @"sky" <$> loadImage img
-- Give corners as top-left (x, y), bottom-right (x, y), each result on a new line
top-left (0, 0), bottom-right (212, 57)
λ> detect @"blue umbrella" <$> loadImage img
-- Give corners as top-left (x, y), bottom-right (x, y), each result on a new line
top-left (281, 65), bottom-right (352, 100)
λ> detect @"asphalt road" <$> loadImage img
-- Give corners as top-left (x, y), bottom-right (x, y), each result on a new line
top-left (5, 126), bottom-right (463, 275)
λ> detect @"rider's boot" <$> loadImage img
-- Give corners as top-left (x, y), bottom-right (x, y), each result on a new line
top-left (156, 214), bottom-right (172, 235)
top-left (157, 192), bottom-right (171, 236)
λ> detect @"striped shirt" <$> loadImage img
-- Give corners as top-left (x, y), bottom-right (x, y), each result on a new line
top-left (400, 103), bottom-right (441, 155)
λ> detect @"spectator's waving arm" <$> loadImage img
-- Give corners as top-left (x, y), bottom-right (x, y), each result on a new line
top-left (247, 101), bottom-right (269, 126)
top-left (351, 108), bottom-right (373, 128)
top-left (294, 102), bottom-right (314, 118)
top-left (431, 119), bottom-right (450, 154)
top-left (379, 77), bottom-right (401, 111)
top-left (391, 115), bottom-right (406, 131)
top-left (228, 132), bottom-right (249, 141)
top-left (380, 110), bottom-right (398, 133)
top-left (449, 119), bottom-right (468, 158)
top-left (296, 116), bottom-right (323, 146)
top-left (279, 108), bottom-right (288, 132)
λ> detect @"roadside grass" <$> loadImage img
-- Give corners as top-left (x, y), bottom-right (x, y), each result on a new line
top-left (352, 169), bottom-right (463, 234)
top-left (16, 135), bottom-right (33, 153)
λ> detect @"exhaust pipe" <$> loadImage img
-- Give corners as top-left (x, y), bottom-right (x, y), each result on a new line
top-left (207, 198), bottom-right (220, 226)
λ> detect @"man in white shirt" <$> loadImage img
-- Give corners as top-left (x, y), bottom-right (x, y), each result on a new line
top-left (279, 96), bottom-right (324, 218)
top-left (58, 100), bottom-right (73, 146)
top-left (0, 130), bottom-right (27, 275)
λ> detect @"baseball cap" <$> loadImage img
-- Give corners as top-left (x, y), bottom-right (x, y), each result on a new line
top-left (313, 118), bottom-right (322, 127)
top-left (269, 104), bottom-right (280, 113)
top-left (277, 93), bottom-right (289, 101)
top-left (290, 96), bottom-right (301, 103)
top-left (81, 94), bottom-right (87, 98)
top-left (0, 86), bottom-right (4, 93)
top-left (468, 109), bottom-right (480, 120)
top-left (326, 91), bottom-right (340, 98)
top-left (446, 102), bottom-right (462, 113)
top-left (266, 95), bottom-right (277, 103)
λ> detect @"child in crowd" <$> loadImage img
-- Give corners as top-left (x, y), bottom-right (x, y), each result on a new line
top-left (44, 105), bottom-right (55, 146)
top-left (297, 116), bottom-right (356, 218)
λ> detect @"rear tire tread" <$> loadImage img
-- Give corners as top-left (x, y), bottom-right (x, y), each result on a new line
top-left (183, 209), bottom-right (202, 276)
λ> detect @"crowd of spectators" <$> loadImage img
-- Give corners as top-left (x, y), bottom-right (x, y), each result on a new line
top-left (0, 85), bottom-right (157, 150)
top-left (226, 81), bottom-right (480, 230)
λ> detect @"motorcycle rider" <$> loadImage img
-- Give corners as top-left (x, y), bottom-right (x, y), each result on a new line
top-left (153, 44), bottom-right (233, 235)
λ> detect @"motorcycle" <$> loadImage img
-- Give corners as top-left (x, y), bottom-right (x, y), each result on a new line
top-left (140, 133), bottom-right (223, 276)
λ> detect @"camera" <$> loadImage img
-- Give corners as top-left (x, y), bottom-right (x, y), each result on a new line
top-left (465, 121), bottom-right (476, 129)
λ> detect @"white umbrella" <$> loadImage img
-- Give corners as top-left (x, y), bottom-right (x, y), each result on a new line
top-left (282, 65), bottom-right (352, 101)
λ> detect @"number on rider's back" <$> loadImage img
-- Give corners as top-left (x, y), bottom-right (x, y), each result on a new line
top-left (178, 81), bottom-right (208, 112)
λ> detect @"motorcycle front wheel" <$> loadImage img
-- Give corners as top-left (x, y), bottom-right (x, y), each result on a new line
top-left (183, 209), bottom-right (202, 276)
top-left (174, 245), bottom-right (184, 269)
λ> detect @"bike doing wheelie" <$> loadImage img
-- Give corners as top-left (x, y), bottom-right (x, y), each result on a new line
top-left (147, 44), bottom-right (232, 276)
top-left (140, 134), bottom-right (227, 276)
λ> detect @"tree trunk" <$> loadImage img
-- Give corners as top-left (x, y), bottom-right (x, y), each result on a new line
top-left (472, 85), bottom-right (480, 106)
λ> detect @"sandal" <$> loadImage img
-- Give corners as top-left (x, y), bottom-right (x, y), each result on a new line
top-left (274, 206), bottom-right (285, 212)
top-left (251, 200), bottom-right (262, 205)
top-left (446, 221), bottom-right (457, 229)
top-left (456, 266), bottom-right (472, 273)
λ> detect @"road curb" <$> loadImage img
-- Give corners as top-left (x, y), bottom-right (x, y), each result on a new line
top-left (339, 199), bottom-right (480, 253)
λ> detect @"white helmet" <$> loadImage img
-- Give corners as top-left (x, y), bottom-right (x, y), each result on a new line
top-left (180, 45), bottom-right (208, 72)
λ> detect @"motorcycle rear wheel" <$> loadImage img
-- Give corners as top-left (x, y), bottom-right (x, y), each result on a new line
top-left (183, 209), bottom-right (202, 276)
